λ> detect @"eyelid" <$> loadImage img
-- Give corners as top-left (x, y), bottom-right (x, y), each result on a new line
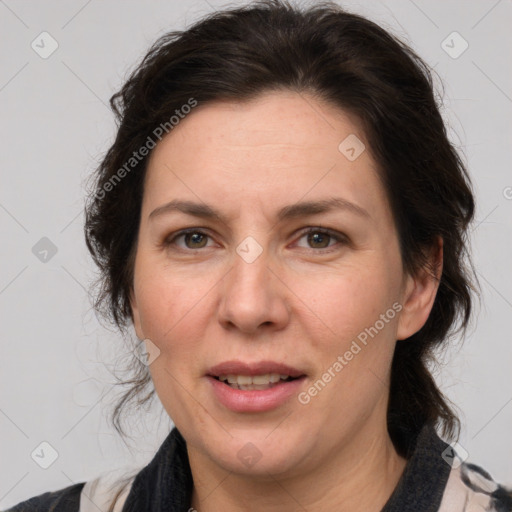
top-left (295, 225), bottom-right (343, 238)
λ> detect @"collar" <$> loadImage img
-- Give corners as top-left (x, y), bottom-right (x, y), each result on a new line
top-left (381, 423), bottom-right (451, 511)
top-left (124, 427), bottom-right (193, 511)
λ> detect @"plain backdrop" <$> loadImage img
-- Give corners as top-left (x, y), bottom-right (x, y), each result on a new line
top-left (1, 0), bottom-right (511, 508)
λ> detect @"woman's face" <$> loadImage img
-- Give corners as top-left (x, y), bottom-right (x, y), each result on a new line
top-left (130, 91), bottom-right (434, 478)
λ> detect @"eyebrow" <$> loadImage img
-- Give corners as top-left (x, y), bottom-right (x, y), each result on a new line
top-left (149, 197), bottom-right (370, 224)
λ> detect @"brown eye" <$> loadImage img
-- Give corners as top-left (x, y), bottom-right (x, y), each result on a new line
top-left (295, 228), bottom-right (347, 252)
top-left (306, 231), bottom-right (331, 249)
top-left (182, 232), bottom-right (208, 249)
top-left (165, 229), bottom-right (213, 250)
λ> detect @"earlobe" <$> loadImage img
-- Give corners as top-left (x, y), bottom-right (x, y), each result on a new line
top-left (396, 238), bottom-right (443, 340)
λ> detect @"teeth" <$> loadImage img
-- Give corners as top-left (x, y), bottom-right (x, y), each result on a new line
top-left (252, 374), bottom-right (270, 385)
top-left (238, 375), bottom-right (252, 386)
top-left (218, 373), bottom-right (291, 388)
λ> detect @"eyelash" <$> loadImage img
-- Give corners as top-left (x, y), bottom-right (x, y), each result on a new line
top-left (163, 227), bottom-right (348, 254)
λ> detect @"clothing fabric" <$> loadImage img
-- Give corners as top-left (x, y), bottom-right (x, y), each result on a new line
top-left (4, 424), bottom-right (511, 511)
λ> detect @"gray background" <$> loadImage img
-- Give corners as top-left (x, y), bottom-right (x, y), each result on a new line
top-left (1, 0), bottom-right (511, 507)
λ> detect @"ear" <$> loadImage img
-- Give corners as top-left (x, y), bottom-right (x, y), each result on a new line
top-left (396, 237), bottom-right (443, 340)
top-left (130, 287), bottom-right (144, 340)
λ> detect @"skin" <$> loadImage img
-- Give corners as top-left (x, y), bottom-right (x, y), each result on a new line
top-left (130, 90), bottom-right (442, 511)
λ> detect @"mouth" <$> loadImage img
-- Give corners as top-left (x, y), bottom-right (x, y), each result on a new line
top-left (212, 373), bottom-right (299, 391)
top-left (206, 360), bottom-right (306, 412)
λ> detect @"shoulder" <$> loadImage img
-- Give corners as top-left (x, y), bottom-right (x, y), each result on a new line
top-left (3, 482), bottom-right (85, 512)
top-left (79, 468), bottom-right (137, 512)
top-left (439, 460), bottom-right (512, 512)
top-left (3, 469), bottom-right (138, 512)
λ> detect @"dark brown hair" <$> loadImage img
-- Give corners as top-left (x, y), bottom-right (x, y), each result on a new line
top-left (84, 0), bottom-right (476, 456)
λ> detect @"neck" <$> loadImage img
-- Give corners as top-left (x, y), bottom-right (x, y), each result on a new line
top-left (188, 418), bottom-right (407, 512)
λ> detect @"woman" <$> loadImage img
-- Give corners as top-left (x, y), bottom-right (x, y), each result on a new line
top-left (6, 1), bottom-right (511, 511)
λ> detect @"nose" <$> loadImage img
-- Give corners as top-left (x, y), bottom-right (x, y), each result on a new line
top-left (217, 248), bottom-right (291, 335)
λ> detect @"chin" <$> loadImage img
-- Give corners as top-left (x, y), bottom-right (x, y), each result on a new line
top-left (199, 425), bottom-right (312, 478)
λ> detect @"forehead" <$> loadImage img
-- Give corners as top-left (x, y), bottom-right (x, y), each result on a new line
top-left (142, 91), bottom-right (390, 223)
top-left (151, 91), bottom-right (366, 159)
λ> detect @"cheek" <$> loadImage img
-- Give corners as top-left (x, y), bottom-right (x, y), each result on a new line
top-left (133, 261), bottom-right (221, 372)
top-left (293, 261), bottom-right (402, 415)
top-left (293, 262), bottom-right (401, 352)
top-left (295, 288), bottom-right (398, 427)
top-left (135, 259), bottom-right (206, 335)
top-left (134, 266), bottom-right (213, 422)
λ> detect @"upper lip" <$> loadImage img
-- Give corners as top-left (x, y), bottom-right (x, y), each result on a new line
top-left (208, 360), bottom-right (305, 378)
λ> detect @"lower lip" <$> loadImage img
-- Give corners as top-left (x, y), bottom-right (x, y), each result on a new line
top-left (207, 376), bottom-right (306, 413)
